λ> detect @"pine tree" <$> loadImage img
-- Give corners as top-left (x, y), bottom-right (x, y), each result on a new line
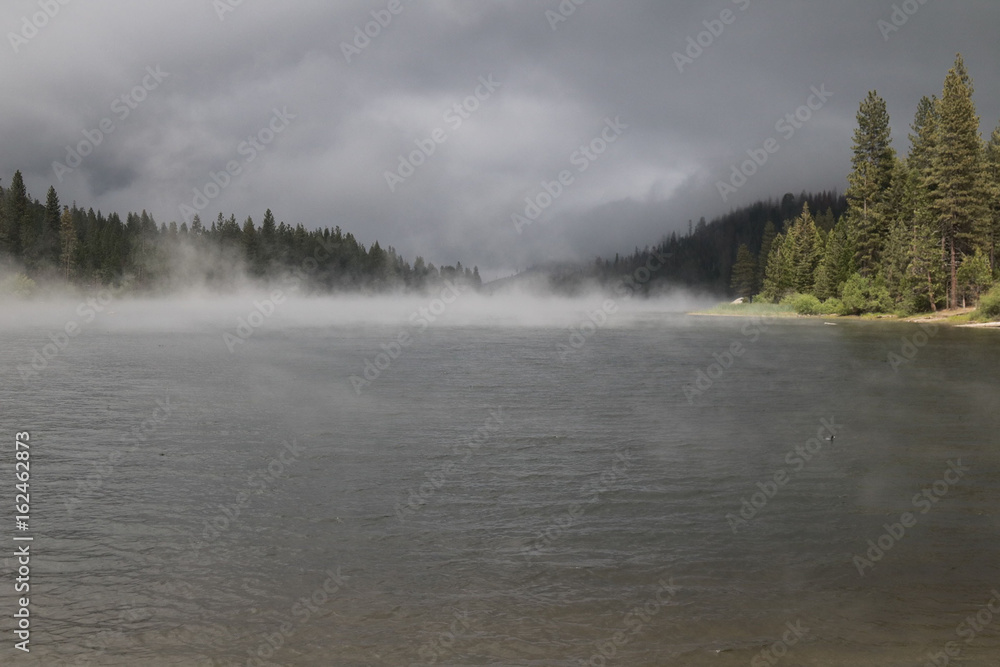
top-left (730, 243), bottom-right (757, 299)
top-left (1, 170), bottom-right (28, 256)
top-left (756, 220), bottom-right (777, 294)
top-left (43, 188), bottom-right (59, 216)
top-left (984, 123), bottom-right (1000, 272)
top-left (242, 216), bottom-right (259, 271)
top-left (814, 217), bottom-right (854, 300)
top-left (789, 204), bottom-right (822, 293)
top-left (957, 247), bottom-right (992, 306)
top-left (261, 209), bottom-right (276, 239)
top-left (906, 212), bottom-right (947, 312)
top-left (59, 205), bottom-right (77, 280)
top-left (846, 91), bottom-right (897, 276)
top-left (905, 98), bottom-right (947, 311)
top-left (909, 96), bottom-right (939, 175)
top-left (761, 233), bottom-right (793, 301)
top-left (928, 54), bottom-right (989, 308)
top-left (881, 218), bottom-right (911, 306)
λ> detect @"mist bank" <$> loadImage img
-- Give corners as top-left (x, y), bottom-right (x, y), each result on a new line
top-left (0, 286), bottom-right (717, 334)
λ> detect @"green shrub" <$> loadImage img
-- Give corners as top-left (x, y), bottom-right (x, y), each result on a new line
top-left (840, 273), bottom-right (893, 315)
top-left (818, 298), bottom-right (845, 315)
top-left (781, 292), bottom-right (821, 315)
top-left (976, 284), bottom-right (1000, 320)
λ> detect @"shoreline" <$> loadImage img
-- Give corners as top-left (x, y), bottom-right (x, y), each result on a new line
top-left (689, 306), bottom-right (1000, 328)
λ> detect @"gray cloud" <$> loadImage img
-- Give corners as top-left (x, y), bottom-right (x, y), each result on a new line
top-left (2, 0), bottom-right (998, 277)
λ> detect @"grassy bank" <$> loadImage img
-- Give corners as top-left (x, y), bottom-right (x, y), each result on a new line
top-left (692, 302), bottom-right (798, 317)
top-left (692, 301), bottom-right (1000, 327)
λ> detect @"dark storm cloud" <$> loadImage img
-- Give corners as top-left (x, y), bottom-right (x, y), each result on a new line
top-left (2, 0), bottom-right (998, 275)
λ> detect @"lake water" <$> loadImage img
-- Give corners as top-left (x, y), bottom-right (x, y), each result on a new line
top-left (2, 296), bottom-right (999, 666)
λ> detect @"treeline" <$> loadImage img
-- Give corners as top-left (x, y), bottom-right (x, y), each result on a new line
top-left (539, 191), bottom-right (846, 297)
top-left (581, 54), bottom-right (998, 317)
top-left (739, 54), bottom-right (999, 314)
top-left (0, 175), bottom-right (481, 294)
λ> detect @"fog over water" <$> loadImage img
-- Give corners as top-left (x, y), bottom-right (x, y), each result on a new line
top-left (0, 289), bottom-right (717, 333)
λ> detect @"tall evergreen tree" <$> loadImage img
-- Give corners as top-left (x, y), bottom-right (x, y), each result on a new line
top-left (3, 170), bottom-right (29, 257)
top-left (38, 185), bottom-right (61, 264)
top-left (814, 217), bottom-right (854, 300)
top-left (909, 96), bottom-right (940, 175)
top-left (904, 98), bottom-right (947, 311)
top-left (928, 54), bottom-right (989, 308)
top-left (761, 232), bottom-right (793, 301)
top-left (845, 91), bottom-right (897, 276)
top-left (789, 204), bottom-right (822, 293)
top-left (984, 122), bottom-right (1000, 272)
top-left (756, 220), bottom-right (777, 294)
top-left (956, 247), bottom-right (992, 306)
top-left (261, 209), bottom-right (276, 241)
top-left (242, 216), bottom-right (259, 272)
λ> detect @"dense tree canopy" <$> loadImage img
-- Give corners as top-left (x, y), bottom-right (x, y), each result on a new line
top-left (0, 178), bottom-right (481, 294)
top-left (749, 55), bottom-right (997, 314)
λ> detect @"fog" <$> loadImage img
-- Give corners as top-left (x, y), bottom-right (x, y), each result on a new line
top-left (0, 286), bottom-right (717, 335)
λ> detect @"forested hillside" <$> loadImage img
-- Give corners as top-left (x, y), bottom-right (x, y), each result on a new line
top-left (0, 178), bottom-right (481, 294)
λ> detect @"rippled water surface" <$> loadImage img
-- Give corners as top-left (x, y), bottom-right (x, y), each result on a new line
top-left (2, 306), bottom-right (1000, 666)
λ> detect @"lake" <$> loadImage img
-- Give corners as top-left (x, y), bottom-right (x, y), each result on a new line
top-left (2, 295), bottom-right (999, 666)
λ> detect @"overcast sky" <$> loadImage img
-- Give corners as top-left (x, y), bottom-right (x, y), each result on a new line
top-left (3, 0), bottom-right (999, 276)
